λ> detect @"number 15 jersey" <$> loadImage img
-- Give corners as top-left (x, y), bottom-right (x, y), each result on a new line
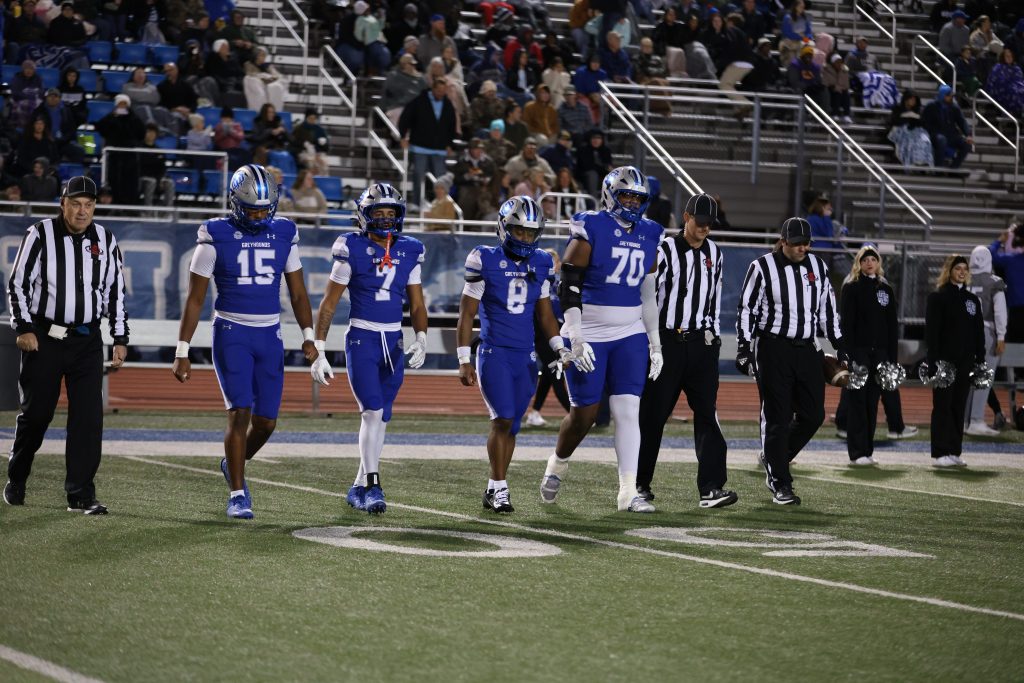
top-left (568, 210), bottom-right (663, 342)
top-left (330, 232), bottom-right (425, 331)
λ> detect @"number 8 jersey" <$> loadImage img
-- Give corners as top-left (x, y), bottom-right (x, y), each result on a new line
top-left (330, 232), bottom-right (425, 329)
top-left (464, 245), bottom-right (554, 350)
top-left (568, 210), bottom-right (663, 342)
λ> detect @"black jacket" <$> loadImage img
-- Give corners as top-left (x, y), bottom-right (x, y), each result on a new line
top-left (399, 89), bottom-right (458, 151)
top-left (925, 283), bottom-right (985, 366)
top-left (157, 77), bottom-right (198, 111)
top-left (840, 275), bottom-right (898, 365)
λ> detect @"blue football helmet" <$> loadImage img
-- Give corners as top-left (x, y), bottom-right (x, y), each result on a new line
top-left (497, 195), bottom-right (544, 259)
top-left (356, 183), bottom-right (405, 237)
top-left (229, 164), bottom-right (279, 233)
top-left (601, 166), bottom-right (651, 224)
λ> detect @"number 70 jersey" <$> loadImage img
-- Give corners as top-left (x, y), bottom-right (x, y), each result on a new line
top-left (572, 211), bottom-right (663, 307)
top-left (330, 232), bottom-right (425, 327)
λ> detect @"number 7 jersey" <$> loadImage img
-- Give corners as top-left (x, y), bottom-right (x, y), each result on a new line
top-left (330, 232), bottom-right (425, 329)
top-left (569, 210), bottom-right (663, 342)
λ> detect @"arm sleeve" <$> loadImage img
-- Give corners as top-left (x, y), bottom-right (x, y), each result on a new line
top-left (641, 272), bottom-right (660, 348)
top-left (994, 289), bottom-right (1008, 340)
top-left (407, 264), bottom-right (422, 286)
top-left (284, 244), bottom-right (302, 273)
top-left (7, 225), bottom-right (40, 333)
top-left (464, 248), bottom-right (483, 283)
top-left (189, 242), bottom-right (218, 278)
top-left (540, 278), bottom-right (551, 299)
top-left (329, 260), bottom-right (352, 285)
top-left (568, 213), bottom-right (591, 243)
top-left (462, 279), bottom-right (485, 300)
top-left (736, 260), bottom-right (763, 345)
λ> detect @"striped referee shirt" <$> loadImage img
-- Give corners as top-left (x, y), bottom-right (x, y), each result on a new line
top-left (655, 235), bottom-right (723, 335)
top-left (736, 249), bottom-right (842, 346)
top-left (7, 216), bottom-right (129, 343)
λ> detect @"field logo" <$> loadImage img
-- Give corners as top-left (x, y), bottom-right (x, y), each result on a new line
top-left (293, 526), bottom-right (562, 558)
top-left (625, 527), bottom-right (932, 558)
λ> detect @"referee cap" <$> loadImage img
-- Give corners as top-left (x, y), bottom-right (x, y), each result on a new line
top-left (781, 217), bottom-right (812, 244)
top-left (684, 193), bottom-right (718, 225)
top-left (62, 175), bottom-right (98, 200)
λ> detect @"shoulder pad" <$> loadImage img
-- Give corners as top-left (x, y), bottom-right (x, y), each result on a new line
top-left (332, 233), bottom-right (351, 260)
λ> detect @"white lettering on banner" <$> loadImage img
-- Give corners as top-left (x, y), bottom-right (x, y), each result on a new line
top-left (0, 235), bottom-right (25, 287)
top-left (121, 240), bottom-right (172, 319)
top-left (625, 527), bottom-right (933, 558)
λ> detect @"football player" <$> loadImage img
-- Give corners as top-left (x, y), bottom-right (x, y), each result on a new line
top-left (457, 196), bottom-right (573, 513)
top-left (173, 164), bottom-right (317, 520)
top-left (311, 183), bottom-right (427, 515)
top-left (540, 166), bottom-right (665, 512)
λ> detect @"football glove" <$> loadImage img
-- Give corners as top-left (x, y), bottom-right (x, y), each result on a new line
top-left (648, 345), bottom-right (664, 381)
top-left (311, 356), bottom-right (334, 386)
top-left (406, 331), bottom-right (427, 369)
top-left (570, 336), bottom-right (596, 373)
top-left (735, 343), bottom-right (756, 377)
top-left (548, 346), bottom-right (574, 380)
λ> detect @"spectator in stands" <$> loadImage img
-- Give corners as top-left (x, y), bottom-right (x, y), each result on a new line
top-left (922, 84), bottom-right (972, 169)
top-left (550, 166), bottom-right (585, 219)
top-left (335, 3), bottom-right (364, 73)
top-left (986, 47), bottom-right (1024, 116)
top-left (1005, 19), bottom-right (1024, 63)
top-left (179, 39), bottom-right (220, 105)
top-left (243, 46), bottom-right (287, 112)
top-left (123, 66), bottom-right (176, 133)
top-left (513, 167), bottom-right (550, 206)
top-left (440, 44), bottom-right (466, 93)
top-left (950, 44), bottom-right (983, 95)
top-left (569, 0), bottom-right (592, 55)
top-left (7, 0), bottom-right (47, 52)
top-left (248, 103), bottom-right (290, 163)
top-left (185, 112), bottom-right (212, 159)
top-left (47, 1), bottom-right (87, 47)
top-left (644, 174), bottom-right (672, 230)
top-left (969, 15), bottom-right (997, 56)
top-left (158, 62), bottom-right (199, 129)
top-left (600, 30), bottom-right (633, 83)
top-left (424, 175), bottom-right (457, 231)
top-left (220, 8), bottom-right (259, 64)
top-left (504, 136), bottom-right (554, 188)
top-left (264, 165), bottom-right (294, 213)
top-left (632, 38), bottom-right (672, 115)
top-left (823, 53), bottom-right (852, 123)
top-left (178, 13), bottom-right (212, 53)
top-left (484, 118), bottom-right (518, 169)
top-left (20, 157), bottom-right (59, 202)
top-left (506, 48), bottom-right (541, 104)
top-left (573, 52), bottom-right (609, 121)
top-left (385, 3), bottom-right (421, 55)
top-left (453, 137), bottom-right (497, 221)
top-left (846, 35), bottom-right (878, 74)
top-left (739, 0), bottom-right (769, 47)
top-left (741, 37), bottom-right (782, 92)
top-left (787, 45), bottom-right (829, 110)
top-left (57, 67), bottom-right (87, 124)
top-left (502, 101), bottom-right (529, 150)
top-left (504, 25), bottom-right (544, 70)
top-left (574, 128), bottom-right (612, 197)
top-left (399, 75), bottom-right (458, 208)
top-left (290, 169), bottom-right (328, 215)
top-left (10, 59), bottom-right (45, 131)
top-left (138, 123), bottom-right (175, 207)
top-left (542, 33), bottom-right (574, 74)
top-left (651, 6), bottom-right (686, 77)
top-left (290, 108), bottom-right (330, 176)
top-left (213, 106), bottom-right (249, 169)
top-left (716, 13), bottom-right (756, 111)
top-left (128, 0), bottom-right (169, 43)
top-left (540, 130), bottom-right (576, 176)
top-left (427, 55), bottom-right (468, 120)
top-left (699, 10), bottom-right (729, 69)
top-left (13, 117), bottom-right (59, 176)
top-left (847, 36), bottom-right (900, 109)
top-left (806, 196), bottom-right (850, 279)
top-left (888, 89), bottom-right (934, 168)
top-left (930, 0), bottom-right (960, 34)
top-left (417, 13), bottom-right (455, 66)
top-left (207, 38), bottom-right (246, 101)
top-left (990, 222), bottom-right (1024, 344)
top-left (939, 9), bottom-right (971, 61)
top-left (32, 88), bottom-right (83, 163)
top-left (779, 0), bottom-right (813, 66)
top-left (97, 184), bottom-right (114, 205)
top-left (383, 54), bottom-right (424, 127)
top-left (523, 84), bottom-right (558, 145)
top-left (542, 57), bottom-right (571, 108)
top-left (558, 86), bottom-right (592, 144)
top-left (95, 94), bottom-right (145, 204)
top-left (0, 156), bottom-right (19, 195)
top-left (466, 80), bottom-right (505, 136)
top-left (487, 6), bottom-right (518, 47)
top-left (353, 0), bottom-right (390, 75)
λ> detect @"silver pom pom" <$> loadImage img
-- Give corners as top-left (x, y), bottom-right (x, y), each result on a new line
top-left (847, 362), bottom-right (870, 390)
top-left (875, 362), bottom-right (906, 392)
top-left (969, 361), bottom-right (995, 389)
top-left (918, 360), bottom-right (956, 388)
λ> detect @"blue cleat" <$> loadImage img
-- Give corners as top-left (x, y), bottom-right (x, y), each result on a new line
top-left (346, 484), bottom-right (366, 510)
top-left (226, 493), bottom-right (253, 519)
top-left (364, 485), bottom-right (386, 514)
top-left (220, 457), bottom-right (249, 498)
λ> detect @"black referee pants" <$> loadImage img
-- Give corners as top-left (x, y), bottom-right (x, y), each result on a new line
top-left (755, 337), bottom-right (825, 488)
top-left (638, 331), bottom-right (727, 495)
top-left (8, 330), bottom-right (104, 502)
top-left (931, 362), bottom-right (973, 458)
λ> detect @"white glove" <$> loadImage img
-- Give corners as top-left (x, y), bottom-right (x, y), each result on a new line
top-left (406, 331), bottom-right (427, 369)
top-left (648, 346), bottom-right (664, 381)
top-left (570, 336), bottom-right (596, 373)
top-left (548, 346), bottom-right (574, 380)
top-left (311, 356), bottom-right (334, 386)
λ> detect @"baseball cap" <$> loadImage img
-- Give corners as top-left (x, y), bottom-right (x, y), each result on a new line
top-left (564, 85), bottom-right (577, 95)
top-left (684, 193), bottom-right (718, 226)
top-left (951, 9), bottom-right (968, 20)
top-left (469, 137), bottom-right (484, 149)
top-left (45, 87), bottom-right (61, 97)
top-left (781, 217), bottom-right (812, 244)
top-left (429, 12), bottom-right (444, 22)
top-left (62, 175), bottom-right (98, 199)
top-left (558, 129), bottom-right (572, 141)
top-left (524, 136), bottom-right (538, 146)
top-left (757, 37), bottom-right (771, 48)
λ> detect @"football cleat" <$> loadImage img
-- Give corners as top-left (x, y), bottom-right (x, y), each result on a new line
top-left (226, 493), bottom-right (253, 519)
top-left (67, 498), bottom-right (108, 514)
top-left (220, 457), bottom-right (250, 498)
top-left (699, 488), bottom-right (738, 508)
top-left (525, 410), bottom-right (546, 427)
top-left (482, 488), bottom-right (495, 509)
top-left (3, 480), bottom-right (25, 506)
top-left (623, 495), bottom-right (656, 513)
top-left (772, 487), bottom-right (801, 505)
top-left (347, 484), bottom-right (367, 510)
top-left (636, 484), bottom-right (655, 502)
top-left (540, 475), bottom-right (561, 503)
top-left (365, 485), bottom-right (387, 514)
top-left (491, 487), bottom-right (514, 513)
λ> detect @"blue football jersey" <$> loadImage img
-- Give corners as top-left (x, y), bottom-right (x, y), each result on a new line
top-left (465, 245), bottom-right (554, 350)
top-left (331, 232), bottom-right (425, 326)
top-left (569, 211), bottom-right (663, 307)
top-left (197, 217), bottom-right (299, 316)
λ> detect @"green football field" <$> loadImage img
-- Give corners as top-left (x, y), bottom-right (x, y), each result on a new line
top-left (1, 413), bottom-right (1023, 682)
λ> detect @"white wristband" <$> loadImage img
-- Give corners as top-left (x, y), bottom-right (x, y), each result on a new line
top-left (457, 345), bottom-right (472, 365)
top-left (415, 330), bottom-right (427, 344)
top-left (303, 327), bottom-right (315, 342)
top-left (314, 340), bottom-right (326, 352)
top-left (175, 341), bottom-right (189, 358)
top-left (548, 335), bottom-right (565, 352)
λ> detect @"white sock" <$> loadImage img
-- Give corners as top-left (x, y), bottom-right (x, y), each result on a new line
top-left (618, 472), bottom-right (637, 494)
top-left (610, 394), bottom-right (641, 477)
top-left (544, 453), bottom-right (570, 478)
top-left (358, 409), bottom-right (386, 485)
top-left (353, 462), bottom-right (365, 487)
top-left (487, 478), bottom-right (496, 491)
top-left (493, 479), bottom-right (508, 491)
top-left (230, 489), bottom-right (245, 498)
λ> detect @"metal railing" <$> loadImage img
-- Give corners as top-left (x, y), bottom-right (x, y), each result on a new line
top-left (540, 191), bottom-right (597, 220)
top-left (972, 89), bottom-right (1020, 190)
top-left (852, 0), bottom-right (897, 66)
top-left (99, 147), bottom-right (229, 210)
top-left (803, 95), bottom-right (932, 236)
top-left (366, 106), bottom-right (408, 194)
top-left (271, 0), bottom-right (310, 83)
top-left (911, 35), bottom-right (955, 95)
top-left (319, 45), bottom-right (359, 148)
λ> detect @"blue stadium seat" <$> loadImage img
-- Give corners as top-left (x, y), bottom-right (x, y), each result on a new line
top-left (267, 150), bottom-right (296, 175)
top-left (233, 108), bottom-right (257, 131)
top-left (154, 135), bottom-right (179, 150)
top-left (315, 176), bottom-right (343, 202)
top-left (282, 173), bottom-right (297, 189)
top-left (102, 70), bottom-right (131, 93)
top-left (1, 65), bottom-right (18, 84)
top-left (279, 111), bottom-right (292, 132)
top-left (85, 41), bottom-right (113, 64)
top-left (114, 42), bottom-right (149, 65)
top-left (166, 168), bottom-right (200, 193)
top-left (151, 44), bottom-right (180, 67)
top-left (58, 162), bottom-right (85, 182)
top-left (86, 99), bottom-right (114, 123)
top-left (77, 69), bottom-right (99, 91)
top-left (203, 169), bottom-right (226, 195)
top-left (197, 105), bottom-right (221, 129)
top-left (148, 73), bottom-right (165, 86)
top-left (37, 67), bottom-right (59, 89)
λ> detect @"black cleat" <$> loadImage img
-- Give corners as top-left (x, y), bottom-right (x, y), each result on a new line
top-left (482, 488), bottom-right (494, 509)
top-left (699, 488), bottom-right (738, 508)
top-left (3, 480), bottom-right (25, 506)
top-left (758, 451), bottom-right (777, 494)
top-left (491, 487), bottom-right (514, 513)
top-left (772, 487), bottom-right (801, 506)
top-left (636, 484), bottom-right (655, 502)
top-left (67, 498), bottom-right (108, 514)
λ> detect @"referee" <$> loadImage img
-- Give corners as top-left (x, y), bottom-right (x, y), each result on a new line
top-left (637, 193), bottom-right (736, 508)
top-left (737, 217), bottom-right (844, 505)
top-left (4, 176), bottom-right (129, 514)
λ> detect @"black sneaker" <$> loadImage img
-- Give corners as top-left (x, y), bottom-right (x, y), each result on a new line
top-left (67, 498), bottom-right (108, 515)
top-left (699, 488), bottom-right (738, 508)
top-left (772, 487), bottom-right (801, 506)
top-left (758, 451), bottom-right (776, 493)
top-left (491, 487), bottom-right (514, 513)
top-left (482, 488), bottom-right (494, 509)
top-left (636, 484), bottom-right (655, 502)
top-left (3, 480), bottom-right (25, 506)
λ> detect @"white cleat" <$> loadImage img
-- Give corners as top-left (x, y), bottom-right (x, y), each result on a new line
top-left (951, 455), bottom-right (968, 467)
top-left (540, 475), bottom-right (561, 503)
top-left (888, 425), bottom-right (919, 439)
top-left (623, 495), bottom-right (656, 513)
top-left (850, 456), bottom-right (877, 466)
top-left (525, 410), bottom-right (547, 427)
top-left (965, 421), bottom-right (999, 437)
top-left (932, 455), bottom-right (959, 468)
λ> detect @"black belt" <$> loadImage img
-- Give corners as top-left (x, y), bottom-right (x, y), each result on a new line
top-left (35, 319), bottom-right (99, 339)
top-left (666, 328), bottom-right (710, 341)
top-left (760, 332), bottom-right (812, 347)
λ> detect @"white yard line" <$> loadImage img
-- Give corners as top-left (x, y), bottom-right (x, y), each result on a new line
top-left (119, 455), bottom-right (1024, 624)
top-left (0, 645), bottom-right (105, 683)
